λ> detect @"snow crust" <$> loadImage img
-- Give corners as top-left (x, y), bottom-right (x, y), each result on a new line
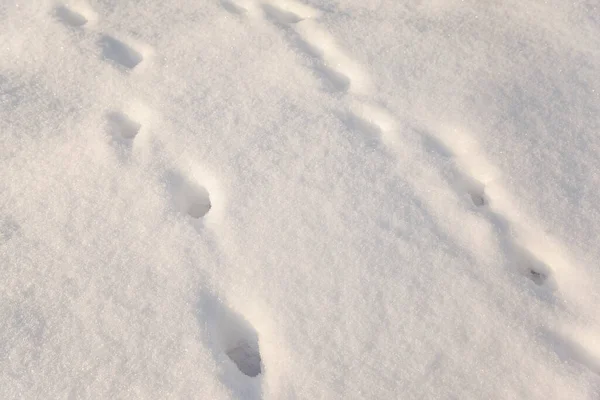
top-left (0, 0), bottom-right (599, 398)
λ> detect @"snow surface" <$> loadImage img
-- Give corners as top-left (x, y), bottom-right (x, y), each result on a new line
top-left (1, 0), bottom-right (599, 398)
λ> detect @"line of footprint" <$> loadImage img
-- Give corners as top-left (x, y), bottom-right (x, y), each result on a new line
top-left (222, 0), bottom-right (599, 378)
top-left (53, 2), bottom-right (265, 389)
top-left (223, 0), bottom-right (557, 289)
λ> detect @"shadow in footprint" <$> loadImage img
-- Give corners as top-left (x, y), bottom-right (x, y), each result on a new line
top-left (197, 293), bottom-right (263, 398)
top-left (165, 171), bottom-right (212, 219)
top-left (420, 133), bottom-right (454, 158)
top-left (510, 242), bottom-right (554, 287)
top-left (54, 6), bottom-right (88, 27)
top-left (221, 0), bottom-right (247, 15)
top-left (107, 112), bottom-right (141, 140)
top-left (99, 35), bottom-right (143, 70)
top-left (315, 64), bottom-right (351, 93)
top-left (105, 111), bottom-right (142, 161)
top-left (338, 110), bottom-right (384, 149)
top-left (485, 212), bottom-right (555, 290)
top-left (459, 177), bottom-right (487, 207)
top-left (262, 4), bottom-right (304, 24)
top-left (200, 295), bottom-right (262, 377)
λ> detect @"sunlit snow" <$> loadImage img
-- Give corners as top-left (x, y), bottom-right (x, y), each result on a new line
top-left (1, 0), bottom-right (599, 399)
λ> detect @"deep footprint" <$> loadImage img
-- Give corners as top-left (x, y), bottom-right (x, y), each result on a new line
top-left (227, 339), bottom-right (262, 377)
top-left (99, 35), bottom-right (143, 69)
top-left (200, 295), bottom-right (262, 377)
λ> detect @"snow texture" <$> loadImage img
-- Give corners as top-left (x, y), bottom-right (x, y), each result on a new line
top-left (0, 0), bottom-right (599, 399)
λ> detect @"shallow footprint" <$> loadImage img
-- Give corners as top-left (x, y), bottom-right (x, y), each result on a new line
top-left (165, 170), bottom-right (212, 219)
top-left (106, 111), bottom-right (141, 140)
top-left (262, 3), bottom-right (305, 24)
top-left (511, 244), bottom-right (553, 287)
top-left (54, 5), bottom-right (88, 27)
top-left (99, 35), bottom-right (143, 70)
top-left (221, 0), bottom-right (247, 15)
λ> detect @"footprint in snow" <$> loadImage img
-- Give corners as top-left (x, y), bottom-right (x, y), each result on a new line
top-left (99, 35), bottom-right (143, 70)
top-left (262, 3), bottom-right (306, 24)
top-left (165, 170), bottom-right (212, 219)
top-left (505, 241), bottom-right (554, 288)
top-left (105, 111), bottom-right (142, 161)
top-left (54, 5), bottom-right (88, 27)
top-left (198, 294), bottom-right (263, 378)
top-left (461, 178), bottom-right (487, 207)
top-left (221, 0), bottom-right (247, 15)
top-left (107, 111), bottom-right (141, 140)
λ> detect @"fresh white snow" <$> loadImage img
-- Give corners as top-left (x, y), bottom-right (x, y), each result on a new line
top-left (1, 0), bottom-right (599, 398)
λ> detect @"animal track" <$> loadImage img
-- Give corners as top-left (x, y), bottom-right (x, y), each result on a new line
top-left (420, 127), bottom-right (562, 289)
top-left (199, 295), bottom-right (262, 378)
top-left (99, 35), bottom-right (143, 70)
top-left (166, 170), bottom-right (212, 219)
top-left (262, 3), bottom-right (305, 24)
top-left (105, 111), bottom-right (143, 161)
top-left (342, 105), bottom-right (399, 148)
top-left (221, 0), bottom-right (248, 15)
top-left (510, 243), bottom-right (552, 286)
top-left (106, 111), bottom-right (141, 140)
top-left (262, 3), bottom-right (368, 94)
top-left (459, 177), bottom-right (487, 207)
top-left (315, 64), bottom-right (351, 92)
top-left (294, 19), bottom-right (370, 94)
top-left (262, 0), bottom-right (321, 22)
top-left (54, 5), bottom-right (88, 27)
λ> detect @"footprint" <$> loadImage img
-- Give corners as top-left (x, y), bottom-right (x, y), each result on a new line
top-left (460, 178), bottom-right (487, 207)
top-left (341, 107), bottom-right (400, 148)
top-left (293, 19), bottom-right (369, 94)
top-left (262, 3), bottom-right (305, 24)
top-left (315, 64), bottom-right (351, 93)
top-left (261, 0), bottom-right (320, 22)
top-left (199, 295), bottom-right (262, 378)
top-left (54, 5), bottom-right (88, 27)
top-left (221, 0), bottom-right (247, 15)
top-left (99, 35), bottom-right (143, 70)
top-left (342, 110), bottom-right (383, 143)
top-left (227, 339), bottom-right (262, 377)
top-left (105, 111), bottom-right (143, 161)
top-left (511, 243), bottom-right (553, 287)
top-left (106, 111), bottom-right (141, 140)
top-left (165, 170), bottom-right (212, 219)
top-left (262, 6), bottom-right (366, 94)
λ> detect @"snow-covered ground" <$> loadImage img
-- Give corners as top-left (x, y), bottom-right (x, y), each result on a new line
top-left (1, 0), bottom-right (599, 398)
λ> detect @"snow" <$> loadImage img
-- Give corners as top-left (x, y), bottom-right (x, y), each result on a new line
top-left (0, 0), bottom-right (599, 398)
